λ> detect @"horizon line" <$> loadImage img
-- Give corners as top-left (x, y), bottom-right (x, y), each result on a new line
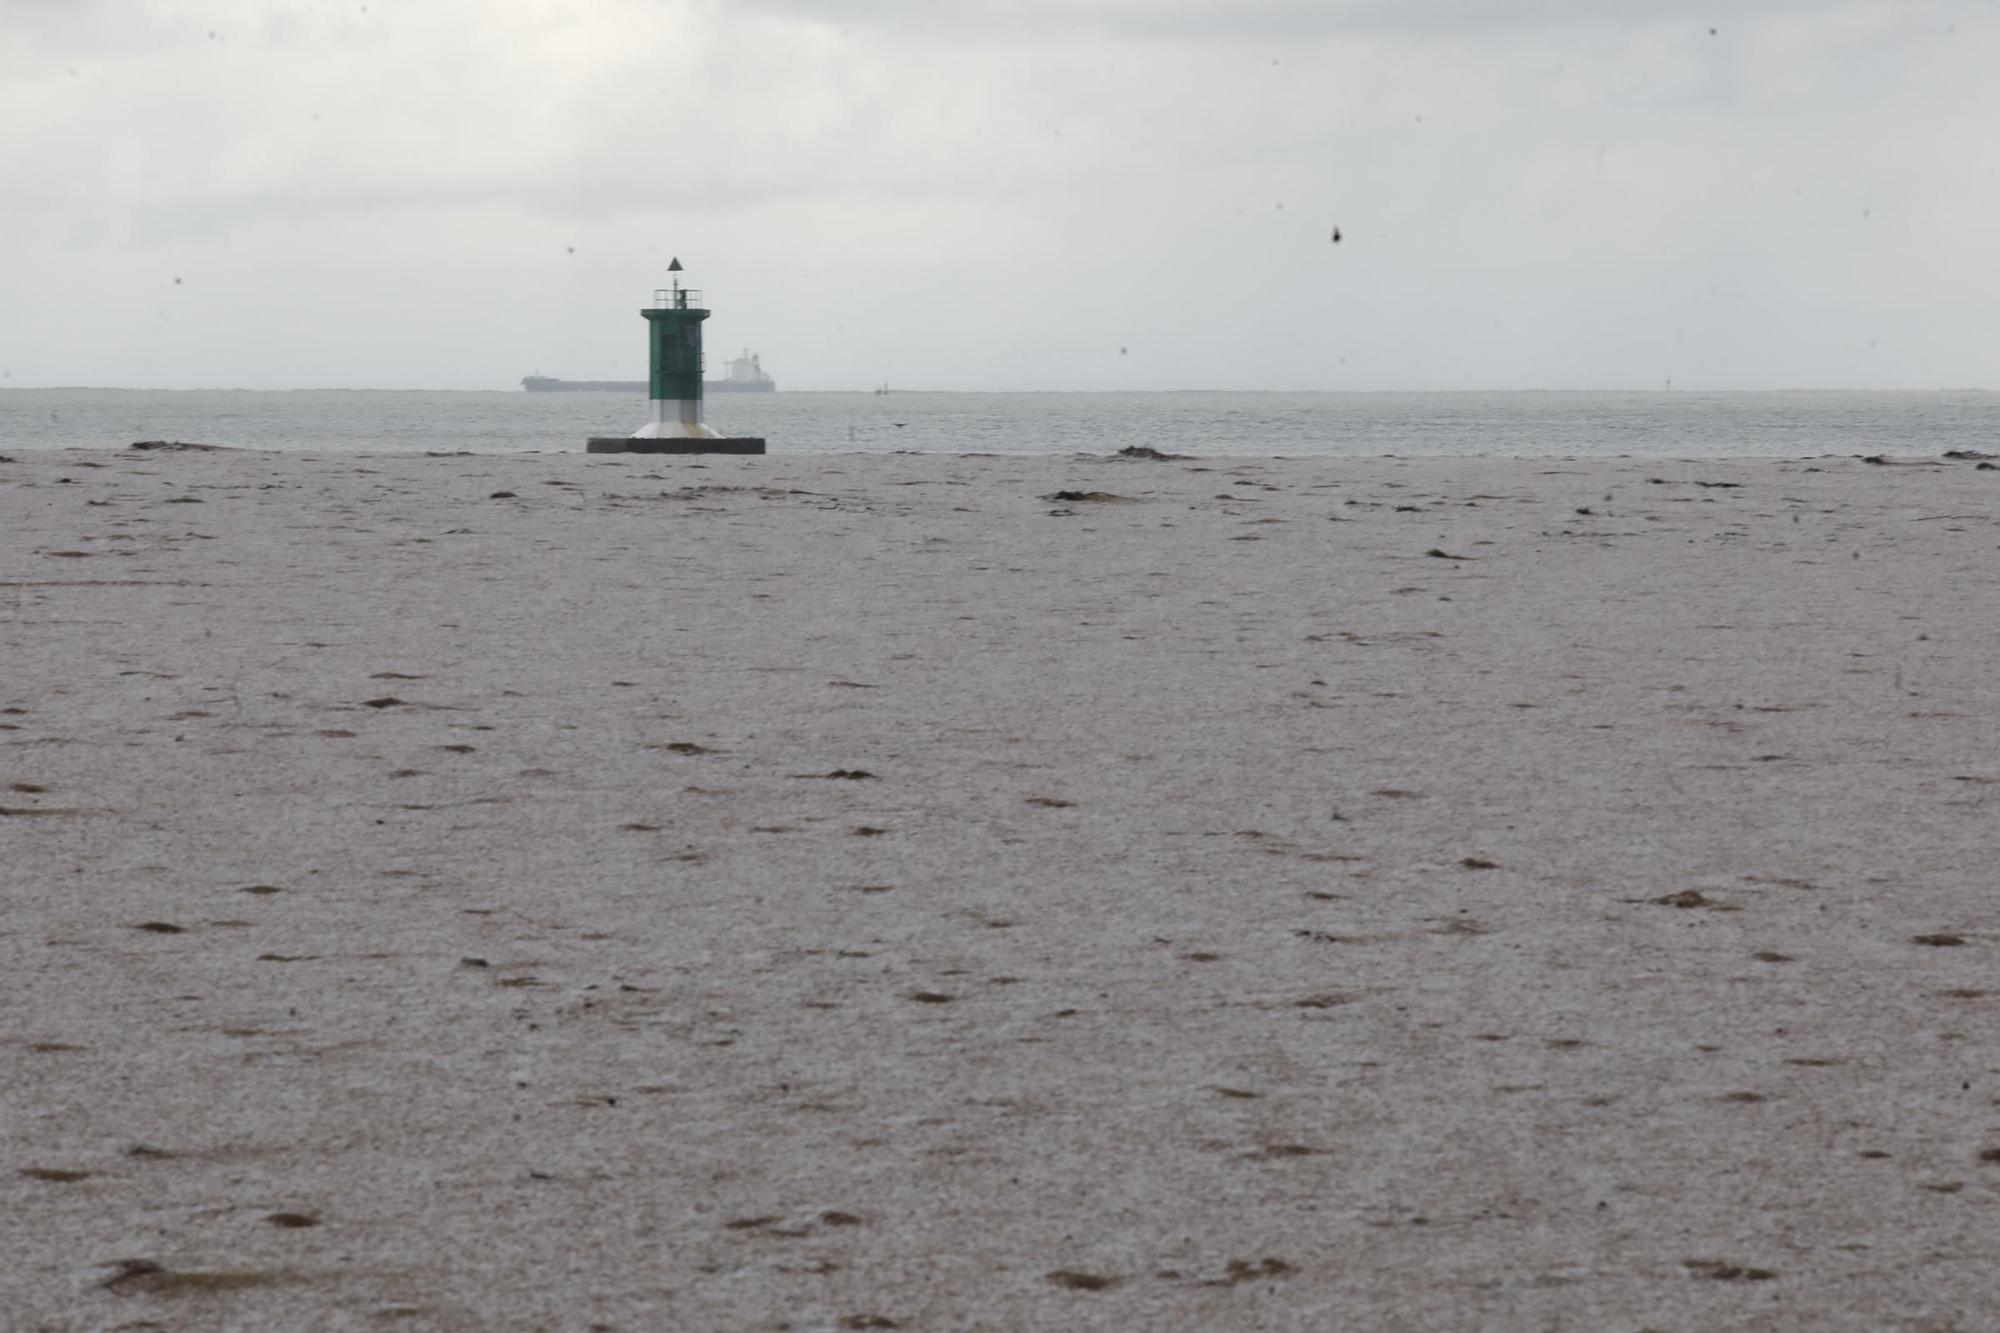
top-left (6, 384), bottom-right (1996, 396)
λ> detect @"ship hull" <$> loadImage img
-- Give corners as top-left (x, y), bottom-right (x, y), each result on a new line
top-left (523, 376), bottom-right (775, 393)
top-left (522, 377), bottom-right (644, 392)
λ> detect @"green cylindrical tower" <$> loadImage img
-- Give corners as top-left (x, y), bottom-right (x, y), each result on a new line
top-left (586, 256), bottom-right (765, 454)
top-left (634, 257), bottom-right (717, 440)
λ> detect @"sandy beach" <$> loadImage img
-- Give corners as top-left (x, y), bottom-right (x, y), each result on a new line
top-left (3, 444), bottom-right (1998, 1331)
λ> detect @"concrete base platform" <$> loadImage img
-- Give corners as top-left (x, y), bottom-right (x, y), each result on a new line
top-left (586, 437), bottom-right (767, 455)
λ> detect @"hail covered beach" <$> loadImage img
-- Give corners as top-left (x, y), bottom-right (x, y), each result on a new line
top-left (3, 443), bottom-right (1998, 1331)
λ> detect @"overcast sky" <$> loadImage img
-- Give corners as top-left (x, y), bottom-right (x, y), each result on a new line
top-left (1, 0), bottom-right (1993, 391)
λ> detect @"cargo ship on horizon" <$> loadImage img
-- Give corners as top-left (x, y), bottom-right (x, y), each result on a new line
top-left (523, 349), bottom-right (775, 394)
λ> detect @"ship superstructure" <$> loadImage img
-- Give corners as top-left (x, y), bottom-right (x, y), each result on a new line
top-left (710, 350), bottom-right (775, 393)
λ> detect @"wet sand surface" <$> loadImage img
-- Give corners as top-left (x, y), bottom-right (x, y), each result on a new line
top-left (3, 446), bottom-right (1998, 1331)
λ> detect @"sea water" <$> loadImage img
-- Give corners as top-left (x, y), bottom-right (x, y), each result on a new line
top-left (2, 388), bottom-right (1995, 459)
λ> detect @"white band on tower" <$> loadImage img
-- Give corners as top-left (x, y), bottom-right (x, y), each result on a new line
top-left (631, 399), bottom-right (719, 440)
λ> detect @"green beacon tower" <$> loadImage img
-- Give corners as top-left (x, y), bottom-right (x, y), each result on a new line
top-left (587, 258), bottom-right (766, 454)
top-left (639, 258), bottom-right (712, 440)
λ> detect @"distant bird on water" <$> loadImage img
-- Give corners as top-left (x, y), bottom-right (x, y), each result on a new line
top-left (1331, 225), bottom-right (1343, 244)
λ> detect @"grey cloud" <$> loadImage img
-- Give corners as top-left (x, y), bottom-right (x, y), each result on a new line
top-left (733, 0), bottom-right (1875, 40)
